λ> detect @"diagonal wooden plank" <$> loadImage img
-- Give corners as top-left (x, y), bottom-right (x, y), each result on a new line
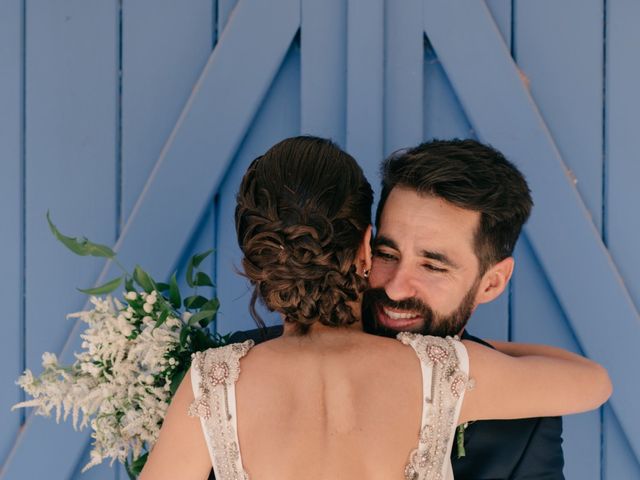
top-left (0, 0), bottom-right (300, 478)
top-left (423, 0), bottom-right (640, 459)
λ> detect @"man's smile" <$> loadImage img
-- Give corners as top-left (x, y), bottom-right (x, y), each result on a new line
top-left (375, 304), bottom-right (422, 330)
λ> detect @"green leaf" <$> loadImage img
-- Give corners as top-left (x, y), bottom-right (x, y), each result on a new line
top-left (133, 265), bottom-right (154, 293)
top-left (192, 249), bottom-right (214, 268)
top-left (185, 249), bottom-right (215, 287)
top-left (169, 368), bottom-right (188, 396)
top-left (201, 298), bottom-right (220, 313)
top-left (155, 282), bottom-right (170, 292)
top-left (190, 328), bottom-right (216, 350)
top-left (194, 272), bottom-right (214, 287)
top-left (179, 327), bottom-right (190, 348)
top-left (188, 309), bottom-right (216, 326)
top-left (185, 261), bottom-right (195, 288)
top-left (168, 273), bottom-right (181, 309)
top-left (183, 295), bottom-right (207, 310)
top-left (47, 211), bottom-right (115, 258)
top-left (77, 276), bottom-right (123, 295)
top-left (124, 277), bottom-right (135, 292)
top-left (155, 309), bottom-right (169, 328)
top-left (125, 452), bottom-right (148, 478)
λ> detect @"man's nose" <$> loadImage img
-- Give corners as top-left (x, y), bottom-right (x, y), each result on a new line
top-left (384, 263), bottom-right (417, 301)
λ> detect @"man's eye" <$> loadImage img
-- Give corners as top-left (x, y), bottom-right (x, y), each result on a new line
top-left (423, 264), bottom-right (447, 273)
top-left (373, 250), bottom-right (396, 261)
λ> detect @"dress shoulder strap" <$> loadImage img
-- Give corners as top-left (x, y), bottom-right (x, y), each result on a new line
top-left (188, 340), bottom-right (254, 480)
top-left (397, 333), bottom-right (470, 480)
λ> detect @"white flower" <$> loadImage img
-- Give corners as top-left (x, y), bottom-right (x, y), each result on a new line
top-left (14, 293), bottom-right (181, 472)
top-left (143, 303), bottom-right (153, 314)
top-left (147, 293), bottom-right (157, 305)
top-left (182, 311), bottom-right (192, 322)
top-left (125, 291), bottom-right (137, 301)
top-left (42, 352), bottom-right (58, 369)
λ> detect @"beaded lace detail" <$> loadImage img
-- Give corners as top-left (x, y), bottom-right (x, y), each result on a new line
top-left (188, 340), bottom-right (254, 480)
top-left (398, 333), bottom-right (470, 480)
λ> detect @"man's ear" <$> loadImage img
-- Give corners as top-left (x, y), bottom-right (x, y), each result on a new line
top-left (475, 256), bottom-right (514, 305)
top-left (356, 225), bottom-right (373, 275)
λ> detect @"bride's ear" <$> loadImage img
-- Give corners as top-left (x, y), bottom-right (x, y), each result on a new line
top-left (356, 225), bottom-right (373, 276)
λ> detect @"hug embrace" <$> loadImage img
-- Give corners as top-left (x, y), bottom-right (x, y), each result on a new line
top-left (140, 136), bottom-right (611, 479)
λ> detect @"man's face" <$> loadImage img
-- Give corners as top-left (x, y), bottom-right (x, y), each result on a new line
top-left (364, 187), bottom-right (483, 337)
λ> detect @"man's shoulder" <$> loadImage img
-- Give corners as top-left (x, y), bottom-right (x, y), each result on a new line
top-left (460, 329), bottom-right (493, 348)
top-left (228, 325), bottom-right (283, 344)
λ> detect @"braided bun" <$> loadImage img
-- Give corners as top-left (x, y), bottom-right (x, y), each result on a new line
top-left (235, 136), bottom-right (373, 334)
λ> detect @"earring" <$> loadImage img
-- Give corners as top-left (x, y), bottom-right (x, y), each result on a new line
top-left (363, 269), bottom-right (370, 278)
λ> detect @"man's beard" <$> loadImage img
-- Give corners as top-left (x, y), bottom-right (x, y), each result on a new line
top-left (361, 280), bottom-right (480, 338)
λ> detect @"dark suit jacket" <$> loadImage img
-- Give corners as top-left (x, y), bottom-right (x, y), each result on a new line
top-left (206, 327), bottom-right (564, 480)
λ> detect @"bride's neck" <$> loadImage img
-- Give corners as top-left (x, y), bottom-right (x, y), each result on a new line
top-left (281, 318), bottom-right (363, 338)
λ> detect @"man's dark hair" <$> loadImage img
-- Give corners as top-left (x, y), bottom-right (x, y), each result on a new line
top-left (376, 139), bottom-right (533, 273)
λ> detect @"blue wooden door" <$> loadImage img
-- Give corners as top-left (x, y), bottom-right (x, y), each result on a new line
top-left (1, 1), bottom-right (638, 479)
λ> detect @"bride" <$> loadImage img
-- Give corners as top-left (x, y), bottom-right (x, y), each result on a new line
top-left (140, 136), bottom-right (611, 479)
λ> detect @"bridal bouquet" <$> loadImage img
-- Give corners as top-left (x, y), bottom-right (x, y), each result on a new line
top-left (13, 214), bottom-right (229, 478)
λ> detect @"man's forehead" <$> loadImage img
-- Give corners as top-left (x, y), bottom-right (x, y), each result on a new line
top-left (376, 188), bottom-right (480, 260)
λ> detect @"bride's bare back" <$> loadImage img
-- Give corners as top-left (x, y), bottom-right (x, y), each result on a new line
top-left (236, 330), bottom-right (423, 479)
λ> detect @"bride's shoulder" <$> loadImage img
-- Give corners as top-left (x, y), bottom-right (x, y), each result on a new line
top-left (396, 332), bottom-right (468, 367)
top-left (395, 331), bottom-right (463, 349)
top-left (190, 340), bottom-right (255, 386)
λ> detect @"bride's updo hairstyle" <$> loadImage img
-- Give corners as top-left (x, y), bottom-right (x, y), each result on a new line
top-left (235, 136), bottom-right (373, 334)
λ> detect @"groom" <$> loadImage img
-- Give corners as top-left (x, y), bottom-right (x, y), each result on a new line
top-left (361, 139), bottom-right (564, 479)
top-left (226, 139), bottom-right (564, 479)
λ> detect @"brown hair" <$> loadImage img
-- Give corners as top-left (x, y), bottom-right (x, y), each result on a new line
top-left (235, 136), bottom-right (373, 334)
top-left (377, 139), bottom-right (533, 274)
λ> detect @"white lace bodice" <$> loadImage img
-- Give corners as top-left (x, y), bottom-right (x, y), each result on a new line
top-left (188, 334), bottom-right (469, 480)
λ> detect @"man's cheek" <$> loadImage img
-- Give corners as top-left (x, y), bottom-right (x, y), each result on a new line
top-left (369, 261), bottom-right (394, 288)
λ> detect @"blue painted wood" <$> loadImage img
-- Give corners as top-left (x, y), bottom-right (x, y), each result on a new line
top-left (515, 0), bottom-right (604, 231)
top-left (422, 42), bottom-right (474, 140)
top-left (604, 406), bottom-right (640, 479)
top-left (216, 43), bottom-right (301, 334)
top-left (384, 0), bottom-right (423, 154)
top-left (606, 0), bottom-right (640, 309)
top-left (1, 1), bottom-right (119, 479)
top-left (513, 238), bottom-right (601, 479)
top-left (511, 4), bottom-right (606, 473)
top-left (422, 0), bottom-right (640, 459)
top-left (217, 0), bottom-right (238, 36)
top-left (300, 0), bottom-right (346, 145)
top-left (71, 440), bottom-right (117, 480)
top-left (121, 0), bottom-right (213, 222)
top-left (346, 0), bottom-right (384, 193)
top-left (111, 0), bottom-right (300, 280)
top-left (0, 0), bottom-right (23, 469)
top-left (485, 0), bottom-right (512, 46)
top-left (604, 1), bottom-right (640, 476)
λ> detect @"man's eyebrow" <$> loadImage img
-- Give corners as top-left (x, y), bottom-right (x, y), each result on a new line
top-left (372, 235), bottom-right (398, 250)
top-left (420, 249), bottom-right (458, 269)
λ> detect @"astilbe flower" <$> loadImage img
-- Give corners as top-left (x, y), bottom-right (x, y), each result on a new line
top-left (13, 292), bottom-right (182, 472)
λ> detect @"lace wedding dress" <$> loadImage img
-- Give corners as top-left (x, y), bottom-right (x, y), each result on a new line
top-left (188, 333), bottom-right (469, 480)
